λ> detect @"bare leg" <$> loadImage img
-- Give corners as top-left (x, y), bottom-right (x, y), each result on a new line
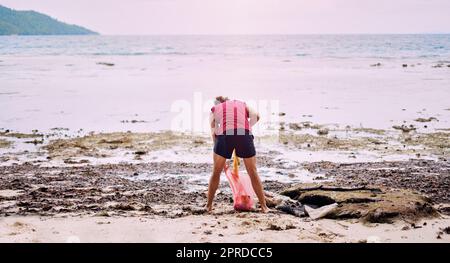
top-left (243, 156), bottom-right (269, 213)
top-left (206, 153), bottom-right (226, 212)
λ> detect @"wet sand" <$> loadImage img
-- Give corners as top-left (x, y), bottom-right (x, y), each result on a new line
top-left (0, 125), bottom-right (449, 242)
top-left (0, 160), bottom-right (448, 218)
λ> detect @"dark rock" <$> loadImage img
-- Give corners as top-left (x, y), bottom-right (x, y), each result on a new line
top-left (443, 227), bottom-right (450, 234)
top-left (317, 128), bottom-right (329, 135)
top-left (393, 125), bottom-right (416, 133)
top-left (267, 224), bottom-right (283, 231)
top-left (298, 194), bottom-right (335, 207)
top-left (288, 123), bottom-right (302, 130)
top-left (414, 117), bottom-right (438, 123)
top-left (97, 62), bottom-right (115, 67)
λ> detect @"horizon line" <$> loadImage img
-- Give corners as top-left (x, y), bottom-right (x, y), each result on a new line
top-left (2, 33), bottom-right (450, 37)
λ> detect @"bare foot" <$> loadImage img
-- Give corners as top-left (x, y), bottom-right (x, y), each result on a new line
top-left (206, 205), bottom-right (213, 213)
top-left (260, 206), bottom-right (270, 213)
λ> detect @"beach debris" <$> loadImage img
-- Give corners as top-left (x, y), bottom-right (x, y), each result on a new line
top-left (308, 159), bottom-right (450, 204)
top-left (302, 122), bottom-right (311, 128)
top-left (317, 128), bottom-right (329, 135)
top-left (43, 131), bottom-right (209, 160)
top-left (0, 131), bottom-right (44, 139)
top-left (410, 223), bottom-right (422, 229)
top-left (96, 211), bottom-right (110, 217)
top-left (393, 125), bottom-right (416, 133)
top-left (436, 204), bottom-right (450, 216)
top-left (370, 63), bottom-right (382, 67)
top-left (63, 158), bottom-right (90, 164)
top-left (0, 139), bottom-right (12, 148)
top-left (279, 183), bottom-right (438, 223)
top-left (24, 138), bottom-right (44, 145)
top-left (305, 203), bottom-right (338, 220)
top-left (267, 223), bottom-right (284, 231)
top-left (193, 139), bottom-right (206, 145)
top-left (182, 206), bottom-right (206, 215)
top-left (444, 227), bottom-right (450, 234)
top-left (402, 64), bottom-right (408, 68)
top-left (96, 62), bottom-right (115, 67)
top-left (404, 132), bottom-right (450, 153)
top-left (278, 112), bottom-right (286, 117)
top-left (50, 127), bottom-right (70, 131)
top-left (353, 127), bottom-right (386, 135)
top-left (367, 138), bottom-right (383, 145)
top-left (289, 123), bottom-right (302, 130)
top-left (265, 191), bottom-right (307, 217)
top-left (275, 200), bottom-right (306, 217)
top-left (121, 120), bottom-right (147, 123)
top-left (414, 117), bottom-right (438, 123)
top-left (267, 223), bottom-right (283, 231)
top-left (436, 227), bottom-right (450, 239)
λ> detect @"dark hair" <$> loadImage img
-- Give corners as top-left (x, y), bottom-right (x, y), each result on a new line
top-left (215, 96), bottom-right (229, 104)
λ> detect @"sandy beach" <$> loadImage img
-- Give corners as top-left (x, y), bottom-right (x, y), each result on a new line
top-left (1, 35), bottom-right (449, 243)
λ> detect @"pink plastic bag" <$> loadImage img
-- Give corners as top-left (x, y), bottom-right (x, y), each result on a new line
top-left (224, 154), bottom-right (256, 211)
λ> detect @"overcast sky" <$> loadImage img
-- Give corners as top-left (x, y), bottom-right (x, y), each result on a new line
top-left (1, 0), bottom-right (450, 35)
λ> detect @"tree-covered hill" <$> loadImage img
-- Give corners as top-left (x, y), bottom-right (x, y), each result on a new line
top-left (0, 5), bottom-right (98, 35)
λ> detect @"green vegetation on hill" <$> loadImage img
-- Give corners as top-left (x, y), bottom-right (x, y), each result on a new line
top-left (0, 5), bottom-right (98, 35)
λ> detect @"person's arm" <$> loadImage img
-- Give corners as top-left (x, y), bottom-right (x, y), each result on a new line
top-left (247, 105), bottom-right (260, 127)
top-left (209, 112), bottom-right (216, 142)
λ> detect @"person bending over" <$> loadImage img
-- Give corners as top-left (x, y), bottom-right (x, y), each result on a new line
top-left (206, 96), bottom-right (269, 213)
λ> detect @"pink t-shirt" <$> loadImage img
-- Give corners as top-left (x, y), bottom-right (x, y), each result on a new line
top-left (211, 100), bottom-right (250, 135)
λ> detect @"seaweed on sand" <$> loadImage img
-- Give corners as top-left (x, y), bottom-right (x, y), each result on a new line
top-left (43, 131), bottom-right (209, 159)
top-left (0, 139), bottom-right (12, 148)
top-left (279, 132), bottom-right (373, 151)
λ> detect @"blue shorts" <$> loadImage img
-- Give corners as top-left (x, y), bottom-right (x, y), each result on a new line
top-left (213, 132), bottom-right (256, 159)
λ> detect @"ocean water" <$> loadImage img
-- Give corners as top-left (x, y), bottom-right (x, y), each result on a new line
top-left (0, 34), bottom-right (449, 134)
top-left (2, 34), bottom-right (450, 59)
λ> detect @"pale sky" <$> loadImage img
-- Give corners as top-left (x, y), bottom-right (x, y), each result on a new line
top-left (1, 0), bottom-right (450, 35)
